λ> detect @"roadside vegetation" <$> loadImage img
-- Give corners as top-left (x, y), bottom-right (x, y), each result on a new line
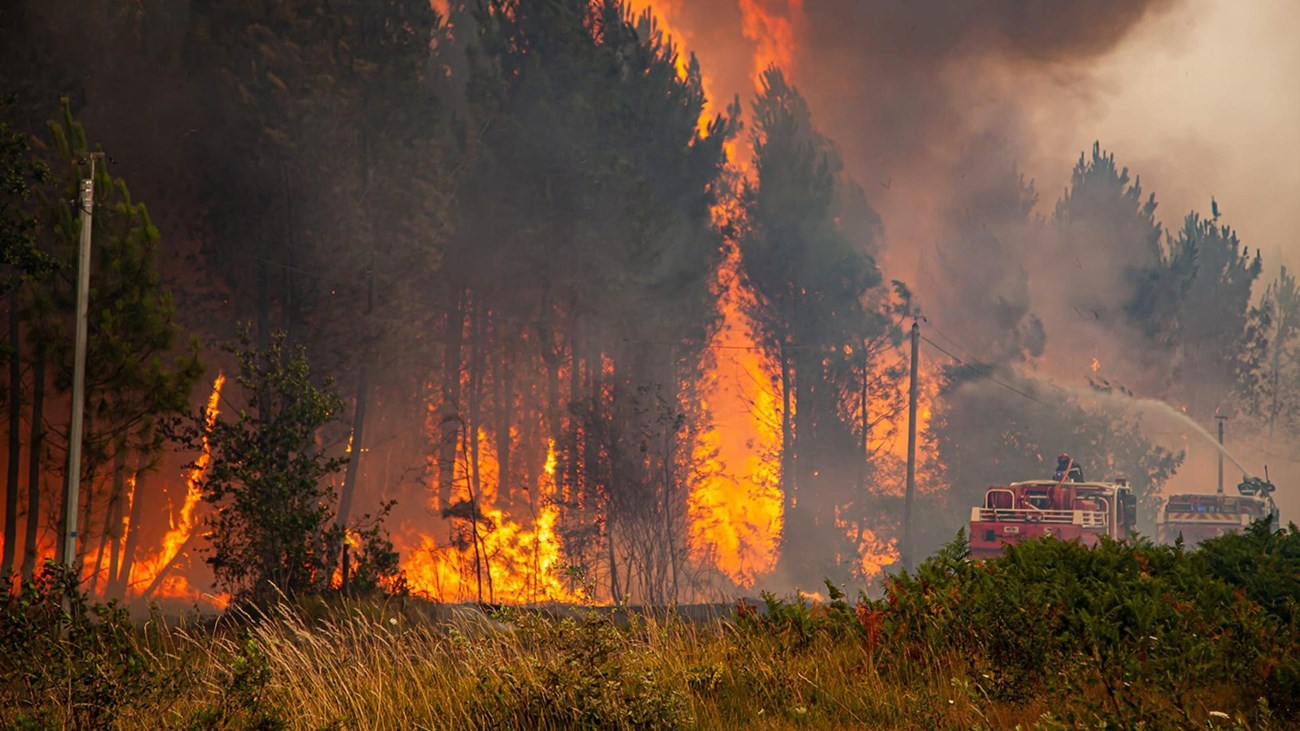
top-left (3, 521), bottom-right (1297, 730)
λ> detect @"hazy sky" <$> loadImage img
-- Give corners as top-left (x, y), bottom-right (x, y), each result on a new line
top-left (1033, 0), bottom-right (1300, 280)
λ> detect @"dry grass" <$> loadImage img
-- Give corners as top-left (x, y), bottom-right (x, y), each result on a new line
top-left (82, 598), bottom-right (1261, 731)
top-left (3, 593), bottom-right (1276, 730)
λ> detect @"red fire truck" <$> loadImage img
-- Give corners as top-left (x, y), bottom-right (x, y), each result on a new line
top-left (1156, 477), bottom-right (1278, 546)
top-left (969, 479), bottom-right (1139, 560)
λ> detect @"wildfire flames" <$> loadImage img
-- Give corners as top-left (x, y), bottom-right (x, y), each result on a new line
top-left (388, 0), bottom-right (911, 598)
top-left (688, 243), bottom-right (784, 586)
top-left (131, 374), bottom-right (226, 605)
top-left (737, 0), bottom-right (803, 85)
top-left (402, 435), bottom-right (582, 604)
top-left (51, 1), bottom-right (927, 608)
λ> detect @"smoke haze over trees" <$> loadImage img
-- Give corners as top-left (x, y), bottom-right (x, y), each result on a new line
top-left (0, 0), bottom-right (1295, 604)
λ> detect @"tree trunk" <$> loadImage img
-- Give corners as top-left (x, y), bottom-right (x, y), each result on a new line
top-left (606, 517), bottom-right (619, 604)
top-left (111, 464), bottom-right (146, 597)
top-left (779, 341), bottom-right (794, 515)
top-left (566, 316), bottom-right (582, 513)
top-left (858, 349), bottom-right (869, 493)
top-left (336, 361), bottom-right (369, 533)
top-left (3, 291), bottom-right (21, 579)
top-left (281, 162), bottom-right (300, 340)
top-left (495, 333), bottom-right (512, 501)
top-left (437, 288), bottom-right (464, 509)
top-left (255, 256), bottom-right (270, 351)
top-left (90, 441), bottom-right (127, 596)
top-left (21, 339), bottom-right (45, 582)
top-left (663, 373), bottom-right (681, 603)
top-left (466, 298), bottom-right (492, 603)
top-left (543, 334), bottom-right (560, 510)
top-left (1267, 308), bottom-right (1288, 442)
top-left (793, 349), bottom-right (819, 531)
top-left (338, 256), bottom-right (375, 537)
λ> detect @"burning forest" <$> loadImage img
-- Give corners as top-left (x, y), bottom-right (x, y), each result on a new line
top-left (0, 0), bottom-right (1297, 613)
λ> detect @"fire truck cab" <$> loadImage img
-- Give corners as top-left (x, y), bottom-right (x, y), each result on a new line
top-left (1156, 478), bottom-right (1278, 546)
top-left (969, 479), bottom-right (1138, 560)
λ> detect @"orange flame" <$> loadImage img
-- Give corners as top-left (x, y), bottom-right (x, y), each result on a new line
top-left (738, 0), bottom-right (804, 85)
top-left (402, 434), bottom-right (582, 604)
top-left (688, 243), bottom-right (783, 586)
top-left (133, 373), bottom-right (224, 600)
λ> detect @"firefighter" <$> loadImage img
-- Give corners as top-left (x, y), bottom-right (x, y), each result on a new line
top-left (1054, 453), bottom-right (1084, 482)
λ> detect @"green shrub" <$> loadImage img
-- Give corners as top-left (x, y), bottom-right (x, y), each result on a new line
top-left (1198, 521), bottom-right (1300, 718)
top-left (1199, 520), bottom-right (1300, 623)
top-left (869, 530), bottom-right (1299, 723)
top-left (1, 563), bottom-right (158, 728)
top-left (734, 581), bottom-right (862, 653)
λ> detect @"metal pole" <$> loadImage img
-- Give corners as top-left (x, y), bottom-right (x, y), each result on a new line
top-left (902, 319), bottom-right (919, 571)
top-left (1216, 415), bottom-right (1227, 494)
top-left (62, 154), bottom-right (100, 567)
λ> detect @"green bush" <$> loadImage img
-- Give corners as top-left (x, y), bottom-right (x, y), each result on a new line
top-left (1198, 520), bottom-right (1300, 718)
top-left (0, 563), bottom-right (157, 728)
top-left (1199, 519), bottom-right (1300, 623)
top-left (868, 529), bottom-right (1300, 724)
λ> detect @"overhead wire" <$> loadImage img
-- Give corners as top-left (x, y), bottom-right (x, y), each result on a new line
top-left (915, 326), bottom-right (1053, 408)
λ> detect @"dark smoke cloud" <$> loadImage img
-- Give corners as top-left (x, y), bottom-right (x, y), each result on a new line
top-left (792, 0), bottom-right (1180, 273)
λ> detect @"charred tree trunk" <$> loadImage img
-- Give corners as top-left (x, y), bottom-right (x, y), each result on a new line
top-left (542, 334), bottom-right (560, 509)
top-left (858, 349), bottom-right (869, 492)
top-left (255, 256), bottom-right (271, 351)
top-left (281, 163), bottom-right (301, 341)
top-left (111, 464), bottom-right (146, 597)
top-left (337, 361), bottom-right (368, 531)
top-left (566, 317), bottom-right (582, 514)
top-left (606, 517), bottom-right (619, 604)
top-left (663, 378), bottom-right (681, 603)
top-left (588, 336), bottom-right (616, 603)
top-left (437, 288), bottom-right (464, 509)
top-left (495, 334), bottom-right (513, 502)
top-left (337, 266), bottom-right (375, 537)
top-left (779, 340), bottom-right (794, 516)
top-left (792, 349), bottom-right (820, 530)
top-left (466, 297), bottom-right (492, 603)
top-left (4, 291), bottom-right (21, 579)
top-left (21, 339), bottom-right (45, 581)
top-left (90, 440), bottom-right (127, 596)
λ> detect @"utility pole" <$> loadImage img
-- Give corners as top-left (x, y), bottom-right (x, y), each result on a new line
top-left (1216, 415), bottom-right (1228, 494)
top-left (902, 319), bottom-right (920, 572)
top-left (62, 153), bottom-right (102, 567)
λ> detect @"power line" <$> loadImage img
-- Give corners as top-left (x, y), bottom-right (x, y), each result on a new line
top-left (917, 333), bottom-right (1053, 408)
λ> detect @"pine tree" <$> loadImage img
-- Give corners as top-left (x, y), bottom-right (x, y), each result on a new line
top-left (1, 95), bottom-right (54, 581)
top-left (1257, 267), bottom-right (1300, 441)
top-left (1052, 142), bottom-right (1193, 396)
top-left (740, 67), bottom-right (888, 582)
top-left (0, 101), bottom-right (202, 592)
top-left (1172, 203), bottom-right (1263, 417)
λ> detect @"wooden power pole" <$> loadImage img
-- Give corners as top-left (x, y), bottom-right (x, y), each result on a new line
top-left (902, 319), bottom-right (920, 572)
top-left (62, 153), bottom-right (102, 567)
